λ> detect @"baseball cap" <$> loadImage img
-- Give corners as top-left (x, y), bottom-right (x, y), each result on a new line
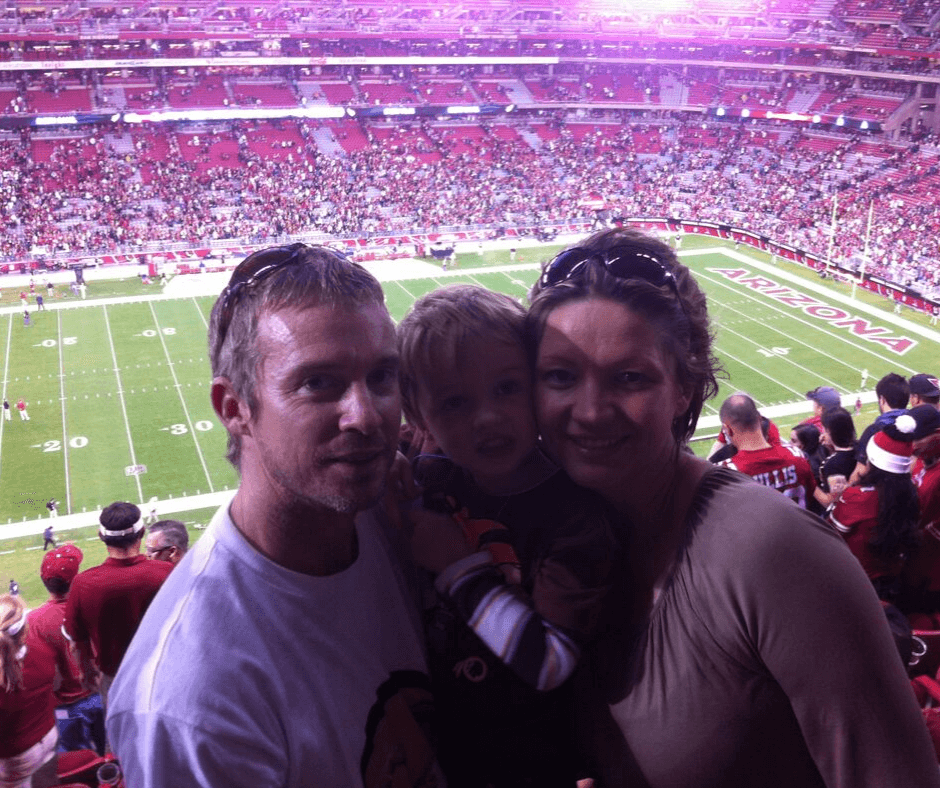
top-left (806, 386), bottom-right (840, 411)
top-left (40, 544), bottom-right (84, 583)
top-left (910, 374), bottom-right (940, 398)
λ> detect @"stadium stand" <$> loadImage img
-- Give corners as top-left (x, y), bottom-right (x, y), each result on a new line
top-left (0, 0), bottom-right (936, 310)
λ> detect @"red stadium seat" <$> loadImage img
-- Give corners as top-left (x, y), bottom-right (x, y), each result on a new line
top-left (56, 749), bottom-right (119, 786)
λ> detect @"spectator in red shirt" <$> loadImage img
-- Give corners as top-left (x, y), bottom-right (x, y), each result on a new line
top-left (718, 393), bottom-right (836, 510)
top-left (28, 544), bottom-right (105, 755)
top-left (1, 593), bottom-right (59, 788)
top-left (830, 416), bottom-right (920, 602)
top-left (63, 502), bottom-right (172, 711)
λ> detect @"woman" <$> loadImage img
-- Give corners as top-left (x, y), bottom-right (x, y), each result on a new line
top-left (829, 418), bottom-right (921, 602)
top-left (0, 594), bottom-right (59, 788)
top-left (789, 423), bottom-right (827, 515)
top-left (526, 227), bottom-right (939, 787)
top-left (818, 406), bottom-right (857, 494)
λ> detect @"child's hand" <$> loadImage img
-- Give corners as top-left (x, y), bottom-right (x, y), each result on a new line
top-left (409, 508), bottom-right (474, 573)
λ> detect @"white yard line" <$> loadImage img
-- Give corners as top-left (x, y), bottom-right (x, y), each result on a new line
top-left (192, 298), bottom-right (209, 328)
top-left (712, 341), bottom-right (808, 404)
top-left (149, 302), bottom-right (214, 492)
top-left (102, 305), bottom-right (144, 502)
top-left (56, 311), bottom-right (72, 515)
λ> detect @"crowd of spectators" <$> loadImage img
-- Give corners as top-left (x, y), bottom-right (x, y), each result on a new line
top-left (0, 112), bottom-right (937, 294)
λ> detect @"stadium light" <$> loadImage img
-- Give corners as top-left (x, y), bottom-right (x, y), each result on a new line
top-left (716, 107), bottom-right (725, 116)
top-left (741, 108), bottom-right (750, 118)
top-left (836, 116), bottom-right (845, 127)
top-left (812, 114), bottom-right (822, 124)
top-left (860, 121), bottom-right (869, 130)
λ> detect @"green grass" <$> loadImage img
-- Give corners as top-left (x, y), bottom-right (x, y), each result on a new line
top-left (3, 237), bottom-right (938, 594)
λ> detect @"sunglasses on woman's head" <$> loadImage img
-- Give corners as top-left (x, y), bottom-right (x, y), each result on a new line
top-left (539, 245), bottom-right (679, 295)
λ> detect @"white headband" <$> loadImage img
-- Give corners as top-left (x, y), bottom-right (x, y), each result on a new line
top-left (5, 611), bottom-right (27, 637)
top-left (99, 516), bottom-right (145, 538)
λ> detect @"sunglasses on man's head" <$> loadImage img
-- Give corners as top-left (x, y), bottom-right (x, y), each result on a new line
top-left (539, 245), bottom-right (678, 292)
top-left (214, 243), bottom-right (351, 350)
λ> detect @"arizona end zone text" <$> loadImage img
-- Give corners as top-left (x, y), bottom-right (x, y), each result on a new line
top-left (709, 268), bottom-right (917, 355)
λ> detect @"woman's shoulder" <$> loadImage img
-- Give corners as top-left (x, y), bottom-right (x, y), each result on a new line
top-left (686, 467), bottom-right (847, 566)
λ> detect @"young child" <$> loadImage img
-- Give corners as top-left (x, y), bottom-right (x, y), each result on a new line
top-left (398, 284), bottom-right (621, 788)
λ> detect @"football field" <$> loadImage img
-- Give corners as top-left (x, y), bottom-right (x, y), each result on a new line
top-left (1, 238), bottom-right (937, 532)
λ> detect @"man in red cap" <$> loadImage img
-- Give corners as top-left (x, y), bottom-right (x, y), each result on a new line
top-left (28, 544), bottom-right (106, 754)
top-left (64, 502), bottom-right (172, 711)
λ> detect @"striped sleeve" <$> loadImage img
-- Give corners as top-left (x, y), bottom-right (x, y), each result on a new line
top-left (435, 552), bottom-right (580, 691)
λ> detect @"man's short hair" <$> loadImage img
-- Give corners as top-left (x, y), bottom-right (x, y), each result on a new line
top-left (149, 520), bottom-right (189, 552)
top-left (719, 392), bottom-right (761, 431)
top-left (821, 406), bottom-right (856, 448)
top-left (398, 284), bottom-right (526, 427)
top-left (208, 244), bottom-right (387, 468)
top-left (99, 501), bottom-right (144, 549)
top-left (876, 372), bottom-right (910, 410)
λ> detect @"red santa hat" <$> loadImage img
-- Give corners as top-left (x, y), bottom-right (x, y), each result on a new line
top-left (867, 413), bottom-right (916, 475)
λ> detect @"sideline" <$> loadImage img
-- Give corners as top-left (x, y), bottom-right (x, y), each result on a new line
top-left (0, 491), bottom-right (231, 541)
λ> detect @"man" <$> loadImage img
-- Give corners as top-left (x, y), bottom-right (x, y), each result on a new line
top-left (802, 385), bottom-right (840, 433)
top-left (16, 397), bottom-right (28, 420)
top-left (718, 393), bottom-right (827, 508)
top-left (28, 544), bottom-right (106, 754)
top-left (144, 519), bottom-right (188, 566)
top-left (851, 372), bottom-right (909, 483)
top-left (909, 373), bottom-right (940, 409)
top-left (63, 501), bottom-right (172, 710)
top-left (46, 498), bottom-right (58, 519)
top-left (107, 244), bottom-right (437, 787)
top-left (2, 398), bottom-right (9, 421)
top-left (43, 523), bottom-right (56, 550)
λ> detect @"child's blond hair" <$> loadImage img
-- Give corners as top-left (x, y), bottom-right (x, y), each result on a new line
top-left (398, 284), bottom-right (526, 427)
